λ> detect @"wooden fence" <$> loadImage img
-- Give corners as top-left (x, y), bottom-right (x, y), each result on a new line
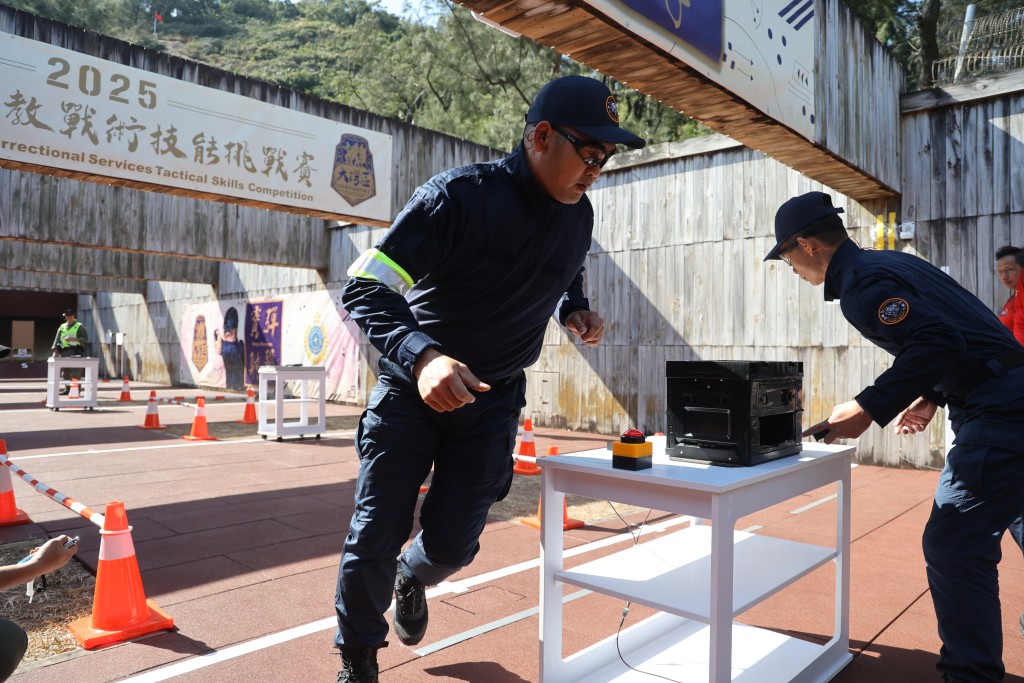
top-left (4, 5), bottom-right (1023, 466)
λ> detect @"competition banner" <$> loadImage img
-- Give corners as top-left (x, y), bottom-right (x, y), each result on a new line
top-left (585, 0), bottom-right (817, 140)
top-left (0, 32), bottom-right (392, 222)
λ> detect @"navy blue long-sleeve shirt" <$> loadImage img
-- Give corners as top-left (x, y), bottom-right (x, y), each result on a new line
top-left (341, 144), bottom-right (592, 384)
top-left (823, 239), bottom-right (1021, 426)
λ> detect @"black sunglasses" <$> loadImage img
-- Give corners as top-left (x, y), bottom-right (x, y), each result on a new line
top-left (550, 125), bottom-right (615, 168)
top-left (778, 225), bottom-right (828, 265)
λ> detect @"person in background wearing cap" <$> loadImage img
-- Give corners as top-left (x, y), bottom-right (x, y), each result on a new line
top-left (766, 191), bottom-right (1024, 683)
top-left (333, 74), bottom-right (645, 682)
top-left (51, 309), bottom-right (88, 394)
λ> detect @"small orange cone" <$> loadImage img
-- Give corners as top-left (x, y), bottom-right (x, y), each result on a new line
top-left (136, 391), bottom-right (167, 430)
top-left (68, 501), bottom-right (173, 649)
top-left (118, 376), bottom-right (132, 402)
top-left (235, 387), bottom-right (257, 424)
top-left (0, 441), bottom-right (30, 527)
top-left (68, 378), bottom-right (80, 400)
top-left (512, 418), bottom-right (542, 475)
top-left (520, 446), bottom-right (583, 530)
top-left (182, 397), bottom-right (216, 441)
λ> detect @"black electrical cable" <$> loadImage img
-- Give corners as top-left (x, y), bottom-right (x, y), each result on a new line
top-left (607, 503), bottom-right (684, 681)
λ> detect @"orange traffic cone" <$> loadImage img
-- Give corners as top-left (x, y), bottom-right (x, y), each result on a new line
top-left (0, 441), bottom-right (30, 527)
top-left (137, 391), bottom-right (167, 430)
top-left (236, 387), bottom-right (257, 424)
top-left (68, 378), bottom-right (80, 400)
top-left (118, 376), bottom-right (132, 402)
top-left (520, 446), bottom-right (583, 530)
top-left (182, 397), bottom-right (216, 441)
top-left (68, 501), bottom-right (173, 649)
top-left (513, 418), bottom-right (542, 475)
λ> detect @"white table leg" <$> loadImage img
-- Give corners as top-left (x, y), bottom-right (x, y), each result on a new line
top-left (539, 469), bottom-right (564, 682)
top-left (708, 496), bottom-right (735, 683)
top-left (835, 469), bottom-right (851, 644)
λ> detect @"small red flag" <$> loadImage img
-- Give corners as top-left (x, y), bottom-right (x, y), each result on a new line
top-left (154, 12), bottom-right (164, 22)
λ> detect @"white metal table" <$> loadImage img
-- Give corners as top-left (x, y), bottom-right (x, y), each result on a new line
top-left (45, 357), bottom-right (99, 411)
top-left (537, 443), bottom-right (853, 683)
top-left (256, 365), bottom-right (327, 441)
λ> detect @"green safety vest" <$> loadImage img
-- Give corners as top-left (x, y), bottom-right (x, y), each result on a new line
top-left (58, 321), bottom-right (83, 348)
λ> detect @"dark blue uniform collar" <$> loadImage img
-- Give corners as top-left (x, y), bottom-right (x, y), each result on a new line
top-left (823, 239), bottom-right (859, 302)
top-left (505, 143), bottom-right (567, 217)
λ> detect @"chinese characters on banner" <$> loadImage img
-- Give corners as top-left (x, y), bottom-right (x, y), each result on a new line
top-left (245, 301), bottom-right (283, 387)
top-left (0, 32), bottom-right (392, 221)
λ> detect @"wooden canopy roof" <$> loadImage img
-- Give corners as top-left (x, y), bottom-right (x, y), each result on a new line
top-left (456, 0), bottom-right (899, 200)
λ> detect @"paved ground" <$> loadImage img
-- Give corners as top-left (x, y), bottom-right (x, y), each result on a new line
top-left (0, 376), bottom-right (1021, 683)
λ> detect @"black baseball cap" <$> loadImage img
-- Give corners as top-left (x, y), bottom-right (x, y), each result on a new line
top-left (764, 191), bottom-right (845, 261)
top-left (63, 308), bottom-right (75, 317)
top-left (526, 75), bottom-right (646, 149)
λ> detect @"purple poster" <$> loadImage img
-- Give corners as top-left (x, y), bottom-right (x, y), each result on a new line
top-left (245, 301), bottom-right (283, 385)
top-left (619, 0), bottom-right (723, 63)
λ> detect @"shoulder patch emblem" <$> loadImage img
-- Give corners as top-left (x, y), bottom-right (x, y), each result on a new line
top-left (878, 298), bottom-right (910, 325)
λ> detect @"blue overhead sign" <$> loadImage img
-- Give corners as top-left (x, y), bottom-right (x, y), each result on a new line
top-left (617, 0), bottom-right (723, 63)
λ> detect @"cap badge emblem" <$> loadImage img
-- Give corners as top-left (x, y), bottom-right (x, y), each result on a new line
top-left (605, 96), bottom-right (620, 123)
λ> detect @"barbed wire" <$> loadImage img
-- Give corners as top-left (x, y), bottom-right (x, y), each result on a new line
top-left (933, 6), bottom-right (1024, 84)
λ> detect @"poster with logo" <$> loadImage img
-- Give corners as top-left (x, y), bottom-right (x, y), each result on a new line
top-left (179, 291), bottom-right (361, 400)
top-left (585, 0), bottom-right (817, 140)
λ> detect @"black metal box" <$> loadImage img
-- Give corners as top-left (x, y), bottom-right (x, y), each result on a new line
top-left (666, 360), bottom-right (803, 467)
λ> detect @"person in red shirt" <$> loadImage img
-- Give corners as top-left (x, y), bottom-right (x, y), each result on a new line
top-left (995, 245), bottom-right (1020, 329)
top-left (994, 245), bottom-right (1024, 646)
top-left (995, 245), bottom-right (1023, 335)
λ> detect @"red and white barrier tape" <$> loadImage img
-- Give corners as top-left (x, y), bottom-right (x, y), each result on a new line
top-left (0, 458), bottom-right (105, 528)
top-left (154, 395), bottom-right (231, 409)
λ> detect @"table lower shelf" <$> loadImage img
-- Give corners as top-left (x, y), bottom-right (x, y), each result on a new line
top-left (557, 525), bottom-right (836, 621)
top-left (550, 612), bottom-right (851, 683)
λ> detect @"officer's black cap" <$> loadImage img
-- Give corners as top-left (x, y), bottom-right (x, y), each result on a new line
top-left (526, 75), bottom-right (646, 149)
top-left (764, 191), bottom-right (845, 261)
top-left (63, 308), bottom-right (75, 317)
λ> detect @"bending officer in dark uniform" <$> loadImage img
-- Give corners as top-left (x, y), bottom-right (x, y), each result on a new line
top-left (333, 75), bottom-right (646, 683)
top-left (766, 191), bottom-right (1024, 683)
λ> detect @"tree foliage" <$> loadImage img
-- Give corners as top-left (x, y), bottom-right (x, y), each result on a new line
top-left (5, 0), bottom-right (1022, 146)
top-left (845, 0), bottom-right (1023, 89)
top-left (1, 0), bottom-right (707, 150)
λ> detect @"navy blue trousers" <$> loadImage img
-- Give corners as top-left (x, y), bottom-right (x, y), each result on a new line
top-left (924, 369), bottom-right (1024, 682)
top-left (333, 369), bottom-right (525, 649)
